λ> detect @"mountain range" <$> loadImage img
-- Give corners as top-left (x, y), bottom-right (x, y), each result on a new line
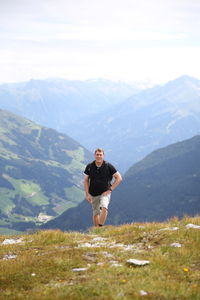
top-left (0, 109), bottom-right (92, 234)
top-left (69, 75), bottom-right (200, 172)
top-left (42, 135), bottom-right (200, 231)
top-left (0, 78), bottom-right (140, 136)
top-left (0, 76), bottom-right (200, 173)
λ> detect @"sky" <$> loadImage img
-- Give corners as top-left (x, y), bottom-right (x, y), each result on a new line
top-left (0, 0), bottom-right (200, 85)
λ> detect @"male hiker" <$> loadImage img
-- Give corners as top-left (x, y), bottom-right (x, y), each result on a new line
top-left (84, 148), bottom-right (122, 227)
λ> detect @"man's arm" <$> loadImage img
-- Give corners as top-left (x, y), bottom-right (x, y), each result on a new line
top-left (103, 171), bottom-right (122, 196)
top-left (110, 171), bottom-right (122, 191)
top-left (84, 174), bottom-right (92, 203)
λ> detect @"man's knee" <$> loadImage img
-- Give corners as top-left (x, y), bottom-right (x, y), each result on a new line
top-left (93, 210), bottom-right (100, 217)
top-left (93, 212), bottom-right (100, 217)
top-left (100, 207), bottom-right (108, 211)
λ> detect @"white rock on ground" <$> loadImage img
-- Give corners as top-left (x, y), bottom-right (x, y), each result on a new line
top-left (170, 243), bottom-right (182, 248)
top-left (110, 263), bottom-right (123, 267)
top-left (2, 238), bottom-right (24, 245)
top-left (72, 268), bottom-right (88, 272)
top-left (159, 227), bottom-right (179, 231)
top-left (3, 254), bottom-right (17, 260)
top-left (92, 237), bottom-right (107, 241)
top-left (186, 224), bottom-right (200, 229)
top-left (101, 251), bottom-right (114, 258)
top-left (78, 242), bottom-right (107, 248)
top-left (140, 290), bottom-right (148, 296)
top-left (126, 259), bottom-right (150, 266)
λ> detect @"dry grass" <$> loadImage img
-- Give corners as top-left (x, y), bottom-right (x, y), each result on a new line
top-left (0, 216), bottom-right (200, 299)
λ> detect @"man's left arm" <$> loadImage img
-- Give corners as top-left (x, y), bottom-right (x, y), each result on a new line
top-left (103, 171), bottom-right (122, 196)
top-left (110, 171), bottom-right (122, 191)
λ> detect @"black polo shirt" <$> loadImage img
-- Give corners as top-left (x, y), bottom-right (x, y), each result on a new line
top-left (84, 160), bottom-right (117, 196)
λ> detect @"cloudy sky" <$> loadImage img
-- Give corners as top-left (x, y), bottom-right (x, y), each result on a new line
top-left (0, 0), bottom-right (200, 84)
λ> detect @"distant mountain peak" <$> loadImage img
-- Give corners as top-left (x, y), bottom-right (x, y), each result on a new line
top-left (166, 75), bottom-right (200, 87)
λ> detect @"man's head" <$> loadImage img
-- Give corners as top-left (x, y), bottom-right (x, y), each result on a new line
top-left (94, 148), bottom-right (104, 164)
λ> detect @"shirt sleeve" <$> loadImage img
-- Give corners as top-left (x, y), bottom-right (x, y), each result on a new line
top-left (84, 164), bottom-right (90, 175)
top-left (108, 163), bottom-right (117, 176)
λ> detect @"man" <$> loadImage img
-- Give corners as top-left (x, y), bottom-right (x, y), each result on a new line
top-left (84, 148), bottom-right (122, 227)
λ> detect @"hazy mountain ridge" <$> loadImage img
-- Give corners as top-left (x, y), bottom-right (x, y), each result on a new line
top-left (0, 109), bottom-right (92, 233)
top-left (42, 135), bottom-right (200, 231)
top-left (69, 75), bottom-right (200, 172)
top-left (0, 78), bottom-right (141, 135)
top-left (1, 75), bottom-right (200, 173)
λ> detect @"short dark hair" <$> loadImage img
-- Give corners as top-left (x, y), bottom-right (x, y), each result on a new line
top-left (94, 148), bottom-right (104, 154)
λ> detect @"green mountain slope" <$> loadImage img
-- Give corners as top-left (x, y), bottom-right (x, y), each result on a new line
top-left (42, 135), bottom-right (200, 231)
top-left (0, 109), bottom-right (92, 233)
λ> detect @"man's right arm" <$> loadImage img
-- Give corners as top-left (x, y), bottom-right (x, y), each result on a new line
top-left (84, 175), bottom-right (92, 203)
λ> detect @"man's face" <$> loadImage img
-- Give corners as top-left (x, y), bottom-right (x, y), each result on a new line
top-left (95, 151), bottom-right (104, 163)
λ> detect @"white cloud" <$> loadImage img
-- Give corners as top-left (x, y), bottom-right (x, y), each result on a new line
top-left (7, 24), bottom-right (184, 43)
top-left (0, 0), bottom-right (200, 83)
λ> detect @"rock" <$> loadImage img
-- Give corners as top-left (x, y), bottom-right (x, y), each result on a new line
top-left (2, 254), bottom-right (17, 260)
top-left (110, 262), bottom-right (123, 267)
top-left (72, 267), bottom-right (88, 272)
top-left (2, 238), bottom-right (24, 245)
top-left (186, 224), bottom-right (200, 229)
top-left (78, 242), bottom-right (107, 248)
top-left (101, 251), bottom-right (114, 258)
top-left (78, 243), bottom-right (94, 248)
top-left (122, 244), bottom-right (135, 251)
top-left (97, 262), bottom-right (104, 266)
top-left (159, 227), bottom-right (179, 231)
top-left (92, 237), bottom-right (107, 241)
top-left (147, 245), bottom-right (154, 249)
top-left (126, 259), bottom-right (150, 266)
top-left (108, 242), bottom-right (125, 248)
top-left (139, 290), bottom-right (148, 296)
top-left (170, 242), bottom-right (182, 248)
top-left (82, 253), bottom-right (97, 262)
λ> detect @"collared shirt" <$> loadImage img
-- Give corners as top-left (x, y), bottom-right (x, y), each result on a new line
top-left (84, 160), bottom-right (117, 196)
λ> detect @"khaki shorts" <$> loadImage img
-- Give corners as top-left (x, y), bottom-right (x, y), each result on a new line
top-left (91, 194), bottom-right (111, 217)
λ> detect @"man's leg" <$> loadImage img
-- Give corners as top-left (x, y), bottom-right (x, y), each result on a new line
top-left (99, 194), bottom-right (110, 226)
top-left (99, 207), bottom-right (108, 225)
top-left (93, 214), bottom-right (100, 227)
top-left (91, 195), bottom-right (101, 226)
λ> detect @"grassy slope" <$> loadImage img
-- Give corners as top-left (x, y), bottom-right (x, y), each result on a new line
top-left (0, 110), bottom-right (91, 233)
top-left (0, 215), bottom-right (200, 300)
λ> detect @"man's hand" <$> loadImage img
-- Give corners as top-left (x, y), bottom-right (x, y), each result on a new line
top-left (86, 193), bottom-right (92, 203)
top-left (102, 190), bottom-right (112, 196)
top-left (84, 175), bottom-right (92, 203)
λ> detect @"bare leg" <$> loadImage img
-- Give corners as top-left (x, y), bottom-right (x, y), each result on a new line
top-left (93, 214), bottom-right (100, 226)
top-left (99, 207), bottom-right (108, 225)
